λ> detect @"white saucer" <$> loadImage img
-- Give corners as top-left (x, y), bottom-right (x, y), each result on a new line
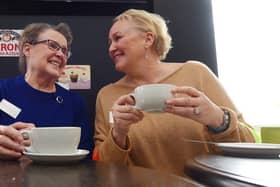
top-left (216, 143), bottom-right (280, 158)
top-left (23, 149), bottom-right (89, 163)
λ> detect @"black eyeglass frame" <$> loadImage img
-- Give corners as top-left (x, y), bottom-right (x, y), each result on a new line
top-left (31, 39), bottom-right (71, 59)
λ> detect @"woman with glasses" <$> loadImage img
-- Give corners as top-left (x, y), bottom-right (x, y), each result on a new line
top-left (0, 22), bottom-right (93, 159)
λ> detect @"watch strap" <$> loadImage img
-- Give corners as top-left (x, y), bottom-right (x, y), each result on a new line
top-left (207, 109), bottom-right (230, 134)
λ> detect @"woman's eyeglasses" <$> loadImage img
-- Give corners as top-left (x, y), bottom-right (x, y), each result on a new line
top-left (32, 39), bottom-right (71, 59)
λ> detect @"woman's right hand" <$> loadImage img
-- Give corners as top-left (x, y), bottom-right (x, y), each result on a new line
top-left (111, 94), bottom-right (144, 149)
top-left (0, 122), bottom-right (35, 160)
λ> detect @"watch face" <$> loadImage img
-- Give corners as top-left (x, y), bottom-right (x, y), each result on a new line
top-left (223, 109), bottom-right (230, 126)
top-left (208, 109), bottom-right (230, 133)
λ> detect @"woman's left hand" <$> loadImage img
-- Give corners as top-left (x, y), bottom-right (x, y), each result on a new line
top-left (164, 86), bottom-right (224, 128)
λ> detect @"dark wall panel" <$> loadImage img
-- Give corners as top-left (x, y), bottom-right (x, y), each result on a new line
top-left (154, 0), bottom-right (218, 75)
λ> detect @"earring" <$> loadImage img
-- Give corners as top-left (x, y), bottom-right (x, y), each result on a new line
top-left (145, 50), bottom-right (149, 60)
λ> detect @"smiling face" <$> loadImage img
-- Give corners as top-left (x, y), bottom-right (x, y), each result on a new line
top-left (23, 29), bottom-right (68, 80)
top-left (108, 20), bottom-right (147, 73)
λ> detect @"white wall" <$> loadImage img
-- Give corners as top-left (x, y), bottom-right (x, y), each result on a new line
top-left (212, 0), bottom-right (280, 126)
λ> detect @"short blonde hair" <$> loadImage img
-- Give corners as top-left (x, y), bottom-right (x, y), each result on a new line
top-left (114, 9), bottom-right (172, 60)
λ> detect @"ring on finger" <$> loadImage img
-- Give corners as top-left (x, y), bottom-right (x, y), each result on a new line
top-left (193, 106), bottom-right (200, 115)
top-left (21, 132), bottom-right (30, 140)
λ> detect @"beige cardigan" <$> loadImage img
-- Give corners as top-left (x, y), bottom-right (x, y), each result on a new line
top-left (94, 61), bottom-right (255, 176)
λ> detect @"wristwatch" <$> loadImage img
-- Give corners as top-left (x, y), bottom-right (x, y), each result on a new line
top-left (207, 109), bottom-right (230, 133)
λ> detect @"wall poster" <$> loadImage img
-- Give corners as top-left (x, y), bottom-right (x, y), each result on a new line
top-left (58, 65), bottom-right (91, 90)
top-left (0, 29), bottom-right (22, 57)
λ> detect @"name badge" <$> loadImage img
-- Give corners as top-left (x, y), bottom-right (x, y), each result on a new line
top-left (0, 99), bottom-right (21, 119)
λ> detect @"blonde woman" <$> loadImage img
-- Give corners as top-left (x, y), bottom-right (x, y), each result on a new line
top-left (94, 9), bottom-right (255, 176)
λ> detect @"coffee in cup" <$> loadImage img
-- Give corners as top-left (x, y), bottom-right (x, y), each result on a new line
top-left (21, 127), bottom-right (81, 154)
top-left (70, 73), bottom-right (79, 82)
top-left (130, 84), bottom-right (175, 113)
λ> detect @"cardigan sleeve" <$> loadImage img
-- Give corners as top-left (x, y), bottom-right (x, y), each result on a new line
top-left (189, 61), bottom-right (255, 143)
top-left (93, 90), bottom-right (130, 164)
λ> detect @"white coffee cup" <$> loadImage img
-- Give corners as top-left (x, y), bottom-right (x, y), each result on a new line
top-left (21, 127), bottom-right (81, 154)
top-left (130, 84), bottom-right (175, 113)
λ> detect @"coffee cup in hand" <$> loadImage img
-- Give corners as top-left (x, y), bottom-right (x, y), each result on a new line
top-left (130, 84), bottom-right (175, 113)
top-left (21, 127), bottom-right (81, 154)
